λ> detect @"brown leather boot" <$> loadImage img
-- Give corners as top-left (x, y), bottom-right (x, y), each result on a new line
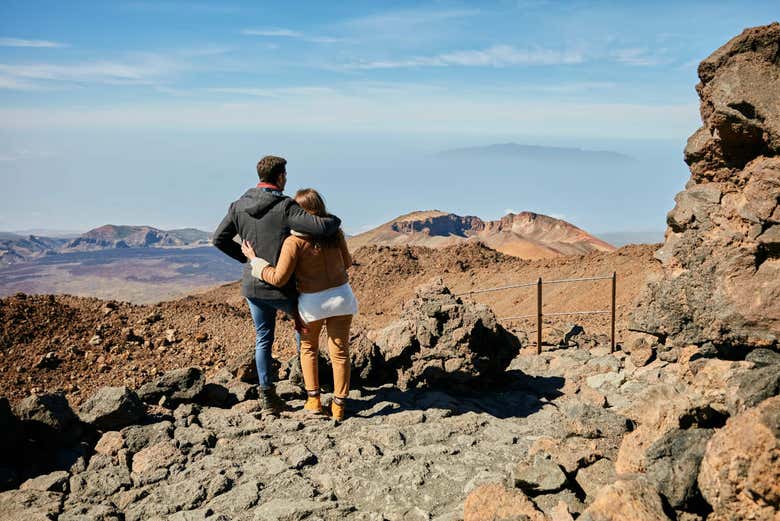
top-left (331, 395), bottom-right (346, 421)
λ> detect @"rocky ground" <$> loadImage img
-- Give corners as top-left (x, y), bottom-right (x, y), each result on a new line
top-left (1, 275), bottom-right (778, 521)
top-left (2, 307), bottom-right (777, 520)
top-left (0, 242), bottom-right (658, 406)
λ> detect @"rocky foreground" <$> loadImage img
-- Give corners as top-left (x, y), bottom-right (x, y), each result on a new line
top-left (2, 21), bottom-right (780, 521)
top-left (1, 279), bottom-right (778, 521)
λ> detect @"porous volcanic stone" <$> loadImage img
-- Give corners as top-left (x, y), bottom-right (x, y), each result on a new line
top-left (360, 278), bottom-right (521, 390)
top-left (512, 453), bottom-right (567, 494)
top-left (645, 428), bottom-right (713, 509)
top-left (14, 392), bottom-right (82, 444)
top-left (78, 386), bottom-right (145, 431)
top-left (464, 483), bottom-right (546, 521)
top-left (137, 367), bottom-right (204, 406)
top-left (698, 395), bottom-right (780, 521)
top-left (631, 22), bottom-right (780, 351)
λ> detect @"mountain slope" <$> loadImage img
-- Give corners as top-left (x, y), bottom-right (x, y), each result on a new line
top-left (0, 235), bottom-right (70, 266)
top-left (0, 225), bottom-right (212, 264)
top-left (349, 210), bottom-right (615, 259)
top-left (64, 225), bottom-right (211, 251)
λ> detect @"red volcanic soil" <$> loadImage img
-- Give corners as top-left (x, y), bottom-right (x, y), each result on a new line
top-left (0, 242), bottom-right (660, 405)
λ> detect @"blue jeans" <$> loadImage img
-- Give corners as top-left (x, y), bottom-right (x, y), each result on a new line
top-left (246, 297), bottom-right (300, 390)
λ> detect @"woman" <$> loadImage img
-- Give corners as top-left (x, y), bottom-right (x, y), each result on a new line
top-left (240, 188), bottom-right (357, 421)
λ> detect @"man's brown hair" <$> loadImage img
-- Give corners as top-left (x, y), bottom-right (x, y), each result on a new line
top-left (256, 155), bottom-right (287, 184)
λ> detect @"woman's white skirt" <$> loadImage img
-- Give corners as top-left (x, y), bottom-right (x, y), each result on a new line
top-left (298, 282), bottom-right (358, 324)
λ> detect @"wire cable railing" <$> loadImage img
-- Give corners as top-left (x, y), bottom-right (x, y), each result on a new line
top-left (457, 273), bottom-right (617, 354)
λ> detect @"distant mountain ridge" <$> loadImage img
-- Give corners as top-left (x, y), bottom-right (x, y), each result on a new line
top-left (0, 225), bottom-right (211, 265)
top-left (349, 210), bottom-right (615, 259)
top-left (65, 225), bottom-right (210, 252)
top-left (438, 143), bottom-right (633, 163)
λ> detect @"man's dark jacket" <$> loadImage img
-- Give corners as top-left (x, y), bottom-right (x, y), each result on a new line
top-left (212, 187), bottom-right (341, 301)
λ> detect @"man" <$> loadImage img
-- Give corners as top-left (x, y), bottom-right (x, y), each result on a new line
top-left (213, 155), bottom-right (341, 412)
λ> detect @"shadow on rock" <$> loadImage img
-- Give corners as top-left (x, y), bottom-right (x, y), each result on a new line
top-left (349, 368), bottom-right (564, 420)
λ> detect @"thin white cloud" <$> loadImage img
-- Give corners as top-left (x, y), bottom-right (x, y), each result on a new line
top-left (345, 8), bottom-right (480, 30)
top-left (0, 37), bottom-right (68, 48)
top-left (177, 45), bottom-right (233, 57)
top-left (123, 2), bottom-right (242, 14)
top-left (206, 86), bottom-right (337, 98)
top-left (0, 148), bottom-right (51, 161)
top-left (613, 48), bottom-right (662, 66)
top-left (0, 89), bottom-right (700, 141)
top-left (0, 75), bottom-right (48, 91)
top-left (241, 28), bottom-right (347, 44)
top-left (242, 28), bottom-right (303, 38)
top-left (0, 54), bottom-right (181, 89)
top-left (340, 45), bottom-right (584, 70)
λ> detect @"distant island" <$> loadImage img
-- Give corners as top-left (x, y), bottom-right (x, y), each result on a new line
top-left (437, 143), bottom-right (634, 163)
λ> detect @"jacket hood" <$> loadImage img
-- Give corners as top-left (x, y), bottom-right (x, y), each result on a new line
top-left (235, 188), bottom-right (287, 218)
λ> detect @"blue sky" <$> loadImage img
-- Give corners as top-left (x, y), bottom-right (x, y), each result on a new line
top-left (0, 1), bottom-right (778, 236)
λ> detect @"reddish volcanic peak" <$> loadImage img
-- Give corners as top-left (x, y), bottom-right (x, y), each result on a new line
top-left (349, 210), bottom-right (614, 260)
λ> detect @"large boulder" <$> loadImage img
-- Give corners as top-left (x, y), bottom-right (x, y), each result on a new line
top-left (0, 489), bottom-right (64, 520)
top-left (464, 483), bottom-right (546, 521)
top-left (644, 428), bottom-right (713, 510)
top-left (77, 387), bottom-right (145, 431)
top-left (137, 367), bottom-right (204, 406)
top-left (14, 393), bottom-right (82, 445)
top-left (358, 278), bottom-right (521, 389)
top-left (698, 395), bottom-right (780, 520)
top-left (631, 23), bottom-right (780, 351)
top-left (579, 478), bottom-right (671, 521)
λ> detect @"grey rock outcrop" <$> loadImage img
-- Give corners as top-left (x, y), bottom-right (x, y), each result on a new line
top-left (645, 428), bottom-right (713, 509)
top-left (632, 22), bottom-right (780, 351)
top-left (137, 367), bottom-right (204, 406)
top-left (13, 393), bottom-right (82, 445)
top-left (358, 278), bottom-right (521, 389)
top-left (77, 386), bottom-right (145, 431)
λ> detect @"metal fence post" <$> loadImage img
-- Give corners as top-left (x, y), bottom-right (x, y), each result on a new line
top-left (610, 271), bottom-right (617, 353)
top-left (536, 277), bottom-right (543, 354)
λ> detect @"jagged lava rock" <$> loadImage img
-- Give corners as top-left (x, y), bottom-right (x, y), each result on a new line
top-left (632, 23), bottom-right (780, 350)
top-left (136, 367), bottom-right (204, 406)
top-left (361, 278), bottom-right (521, 389)
top-left (464, 483), bottom-right (546, 521)
top-left (644, 428), bottom-right (713, 510)
top-left (13, 393), bottom-right (82, 445)
top-left (579, 478), bottom-right (671, 521)
top-left (77, 386), bottom-right (145, 431)
top-left (698, 395), bottom-right (780, 521)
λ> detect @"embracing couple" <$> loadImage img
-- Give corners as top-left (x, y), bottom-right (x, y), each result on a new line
top-left (212, 155), bottom-right (357, 421)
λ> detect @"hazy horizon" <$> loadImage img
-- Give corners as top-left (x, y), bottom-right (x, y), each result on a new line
top-left (2, 1), bottom-right (778, 237)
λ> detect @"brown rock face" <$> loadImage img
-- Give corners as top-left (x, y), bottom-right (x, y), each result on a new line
top-left (579, 478), bottom-right (671, 521)
top-left (698, 395), bottom-right (780, 521)
top-left (632, 23), bottom-right (780, 350)
top-left (463, 483), bottom-right (546, 521)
